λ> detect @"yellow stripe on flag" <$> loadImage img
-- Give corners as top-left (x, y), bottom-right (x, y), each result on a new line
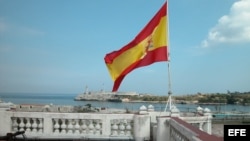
top-left (107, 15), bottom-right (167, 81)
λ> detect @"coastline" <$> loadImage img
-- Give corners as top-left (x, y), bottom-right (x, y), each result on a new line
top-left (1, 93), bottom-right (250, 114)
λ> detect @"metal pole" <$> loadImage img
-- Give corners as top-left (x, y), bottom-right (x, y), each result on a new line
top-left (164, 0), bottom-right (173, 112)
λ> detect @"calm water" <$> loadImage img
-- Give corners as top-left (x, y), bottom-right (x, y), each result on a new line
top-left (1, 93), bottom-right (250, 113)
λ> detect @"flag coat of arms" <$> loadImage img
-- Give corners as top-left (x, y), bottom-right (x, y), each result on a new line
top-left (104, 2), bottom-right (168, 92)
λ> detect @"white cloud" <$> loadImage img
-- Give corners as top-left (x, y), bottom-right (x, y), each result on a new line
top-left (202, 0), bottom-right (250, 48)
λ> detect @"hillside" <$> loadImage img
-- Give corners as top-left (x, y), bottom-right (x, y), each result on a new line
top-left (126, 91), bottom-right (250, 105)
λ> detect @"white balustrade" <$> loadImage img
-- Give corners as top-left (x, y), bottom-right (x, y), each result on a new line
top-left (170, 127), bottom-right (189, 141)
top-left (156, 115), bottom-right (221, 141)
top-left (0, 107), bottom-right (219, 141)
top-left (179, 116), bottom-right (212, 134)
top-left (0, 111), bottom-right (136, 140)
top-left (11, 117), bottom-right (44, 133)
top-left (111, 119), bottom-right (133, 136)
top-left (52, 118), bottom-right (104, 135)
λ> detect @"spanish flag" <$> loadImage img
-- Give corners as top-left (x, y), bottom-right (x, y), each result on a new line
top-left (104, 2), bottom-right (168, 92)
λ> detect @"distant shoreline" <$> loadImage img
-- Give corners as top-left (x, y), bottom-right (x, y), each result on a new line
top-left (124, 100), bottom-right (248, 106)
top-left (123, 100), bottom-right (166, 104)
top-left (124, 100), bottom-right (228, 105)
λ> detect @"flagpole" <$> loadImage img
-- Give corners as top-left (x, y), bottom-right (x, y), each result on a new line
top-left (164, 0), bottom-right (174, 112)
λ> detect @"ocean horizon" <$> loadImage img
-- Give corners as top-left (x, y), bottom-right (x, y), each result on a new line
top-left (1, 93), bottom-right (250, 113)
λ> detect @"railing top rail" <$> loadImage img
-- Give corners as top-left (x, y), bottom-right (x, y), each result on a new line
top-left (171, 117), bottom-right (223, 141)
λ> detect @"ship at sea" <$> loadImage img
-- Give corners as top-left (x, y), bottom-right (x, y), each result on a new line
top-left (74, 86), bottom-right (123, 102)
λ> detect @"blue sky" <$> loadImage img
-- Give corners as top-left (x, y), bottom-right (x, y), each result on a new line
top-left (0, 0), bottom-right (250, 95)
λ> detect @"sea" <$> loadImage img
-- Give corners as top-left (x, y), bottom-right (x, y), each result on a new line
top-left (1, 93), bottom-right (250, 113)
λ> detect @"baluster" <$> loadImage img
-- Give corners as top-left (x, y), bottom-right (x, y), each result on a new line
top-left (12, 117), bottom-right (18, 131)
top-left (88, 120), bottom-right (94, 134)
top-left (19, 117), bottom-right (25, 131)
top-left (67, 119), bottom-right (73, 134)
top-left (37, 118), bottom-right (43, 133)
top-left (111, 120), bottom-right (118, 135)
top-left (171, 129), bottom-right (174, 140)
top-left (54, 119), bottom-right (60, 133)
top-left (25, 118), bottom-right (31, 132)
top-left (74, 119), bottom-right (80, 134)
top-left (94, 120), bottom-right (101, 135)
top-left (32, 118), bottom-right (38, 133)
top-left (61, 119), bottom-right (66, 134)
top-left (178, 134), bottom-right (182, 141)
top-left (125, 120), bottom-right (132, 136)
top-left (81, 120), bottom-right (87, 134)
top-left (199, 122), bottom-right (203, 131)
top-left (119, 121), bottom-right (125, 135)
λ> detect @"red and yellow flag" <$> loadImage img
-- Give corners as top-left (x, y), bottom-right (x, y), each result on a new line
top-left (104, 2), bottom-right (168, 92)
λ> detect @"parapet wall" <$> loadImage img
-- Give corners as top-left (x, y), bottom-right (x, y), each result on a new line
top-left (0, 105), bottom-right (220, 141)
top-left (0, 111), bottom-right (151, 141)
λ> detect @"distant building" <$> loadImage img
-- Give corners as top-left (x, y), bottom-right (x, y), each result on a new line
top-left (116, 92), bottom-right (139, 96)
